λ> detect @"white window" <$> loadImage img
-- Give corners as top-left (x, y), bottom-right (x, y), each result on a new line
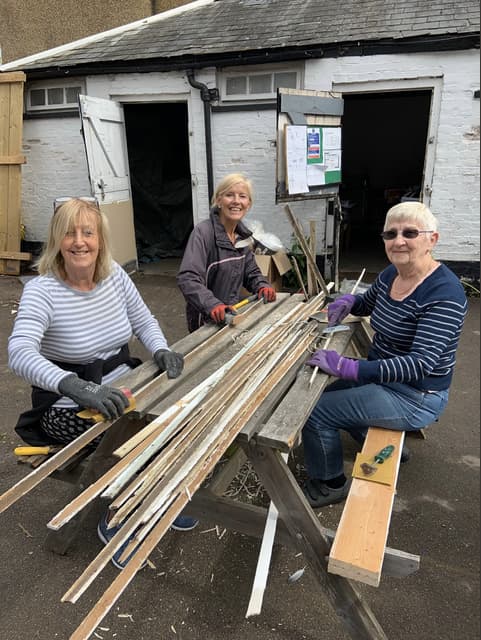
top-left (220, 66), bottom-right (301, 102)
top-left (26, 80), bottom-right (85, 112)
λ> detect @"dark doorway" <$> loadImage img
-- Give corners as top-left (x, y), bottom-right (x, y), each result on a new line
top-left (339, 90), bottom-right (432, 275)
top-left (123, 103), bottom-right (193, 264)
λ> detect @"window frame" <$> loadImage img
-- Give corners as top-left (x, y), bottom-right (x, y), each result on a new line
top-left (219, 64), bottom-right (303, 103)
top-left (25, 79), bottom-right (85, 113)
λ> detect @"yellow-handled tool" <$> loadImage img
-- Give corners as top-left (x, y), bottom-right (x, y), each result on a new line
top-left (232, 294), bottom-right (257, 311)
top-left (76, 387), bottom-right (136, 423)
top-left (14, 446), bottom-right (59, 456)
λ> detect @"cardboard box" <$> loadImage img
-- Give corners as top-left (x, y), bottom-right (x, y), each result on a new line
top-left (255, 251), bottom-right (292, 291)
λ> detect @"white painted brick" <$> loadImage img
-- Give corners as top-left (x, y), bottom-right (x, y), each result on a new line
top-left (19, 49), bottom-right (479, 264)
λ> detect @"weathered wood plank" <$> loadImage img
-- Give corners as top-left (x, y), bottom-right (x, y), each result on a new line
top-left (187, 490), bottom-right (420, 579)
top-left (0, 250), bottom-right (31, 260)
top-left (0, 72), bottom-right (26, 83)
top-left (328, 428), bottom-right (405, 587)
top-left (246, 442), bottom-right (389, 640)
top-left (256, 325), bottom-right (356, 451)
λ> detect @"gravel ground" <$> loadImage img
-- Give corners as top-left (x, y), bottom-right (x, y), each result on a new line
top-left (0, 271), bottom-right (479, 640)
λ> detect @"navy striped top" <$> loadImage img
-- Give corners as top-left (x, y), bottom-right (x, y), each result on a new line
top-left (353, 263), bottom-right (467, 391)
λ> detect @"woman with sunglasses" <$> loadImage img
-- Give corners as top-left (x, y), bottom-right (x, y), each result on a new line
top-left (8, 198), bottom-right (195, 565)
top-left (301, 201), bottom-right (468, 508)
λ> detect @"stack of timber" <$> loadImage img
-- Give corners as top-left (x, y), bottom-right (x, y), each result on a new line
top-left (0, 291), bottom-right (332, 640)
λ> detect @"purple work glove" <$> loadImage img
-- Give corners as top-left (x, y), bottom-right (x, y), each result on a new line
top-left (327, 294), bottom-right (356, 327)
top-left (306, 349), bottom-right (359, 380)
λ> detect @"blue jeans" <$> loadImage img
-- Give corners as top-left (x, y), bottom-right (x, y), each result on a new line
top-left (302, 380), bottom-right (449, 481)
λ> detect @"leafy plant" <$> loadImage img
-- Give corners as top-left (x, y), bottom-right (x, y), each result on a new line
top-left (282, 233), bottom-right (309, 291)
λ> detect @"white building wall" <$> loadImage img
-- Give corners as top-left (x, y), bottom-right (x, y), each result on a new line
top-left (20, 49), bottom-right (479, 263)
top-left (211, 108), bottom-right (329, 253)
top-left (305, 49), bottom-right (480, 262)
top-left (22, 118), bottom-right (91, 241)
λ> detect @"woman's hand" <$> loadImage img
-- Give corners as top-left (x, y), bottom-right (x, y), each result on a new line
top-left (258, 286), bottom-right (276, 303)
top-left (58, 374), bottom-right (130, 420)
top-left (154, 349), bottom-right (184, 378)
top-left (306, 350), bottom-right (359, 380)
top-left (210, 304), bottom-right (236, 324)
top-left (327, 294), bottom-right (356, 327)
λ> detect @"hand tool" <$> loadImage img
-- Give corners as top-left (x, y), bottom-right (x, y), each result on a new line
top-left (360, 444), bottom-right (395, 476)
top-left (321, 324), bottom-right (351, 335)
top-left (14, 445), bottom-right (62, 457)
top-left (76, 387), bottom-right (136, 423)
top-left (232, 294), bottom-right (257, 310)
top-left (225, 294), bottom-right (258, 325)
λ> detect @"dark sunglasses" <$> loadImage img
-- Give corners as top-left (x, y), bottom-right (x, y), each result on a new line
top-left (53, 196), bottom-right (99, 213)
top-left (380, 228), bottom-right (434, 241)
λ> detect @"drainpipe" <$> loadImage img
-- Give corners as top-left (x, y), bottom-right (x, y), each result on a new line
top-left (186, 69), bottom-right (219, 204)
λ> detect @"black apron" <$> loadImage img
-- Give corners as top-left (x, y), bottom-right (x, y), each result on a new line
top-left (14, 344), bottom-right (141, 446)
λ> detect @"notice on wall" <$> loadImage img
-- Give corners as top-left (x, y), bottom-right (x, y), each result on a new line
top-left (285, 125), bottom-right (309, 195)
top-left (286, 125), bottom-right (342, 194)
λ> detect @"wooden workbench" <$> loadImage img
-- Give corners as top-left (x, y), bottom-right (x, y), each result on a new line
top-left (43, 293), bottom-right (417, 640)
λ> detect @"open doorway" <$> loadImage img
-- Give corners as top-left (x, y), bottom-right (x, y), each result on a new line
top-left (123, 103), bottom-right (193, 265)
top-left (339, 90), bottom-right (432, 276)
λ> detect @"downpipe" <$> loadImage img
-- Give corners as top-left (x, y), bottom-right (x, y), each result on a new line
top-left (186, 69), bottom-right (219, 204)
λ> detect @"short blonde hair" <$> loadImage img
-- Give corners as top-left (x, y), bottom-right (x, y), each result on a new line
top-left (212, 173), bottom-right (254, 207)
top-left (384, 201), bottom-right (438, 232)
top-left (36, 198), bottom-right (113, 282)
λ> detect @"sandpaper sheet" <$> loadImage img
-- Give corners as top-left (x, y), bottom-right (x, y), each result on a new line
top-left (352, 453), bottom-right (396, 486)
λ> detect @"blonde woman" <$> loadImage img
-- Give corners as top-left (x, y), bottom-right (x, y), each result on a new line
top-left (8, 198), bottom-right (194, 564)
top-left (177, 173), bottom-right (276, 332)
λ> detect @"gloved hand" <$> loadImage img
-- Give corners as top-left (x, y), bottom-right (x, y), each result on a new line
top-left (258, 286), bottom-right (276, 303)
top-left (327, 294), bottom-right (357, 327)
top-left (154, 349), bottom-right (184, 379)
top-left (58, 374), bottom-right (130, 420)
top-left (210, 304), bottom-right (236, 324)
top-left (306, 350), bottom-right (359, 380)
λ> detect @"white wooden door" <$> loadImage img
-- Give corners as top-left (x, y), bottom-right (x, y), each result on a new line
top-left (79, 94), bottom-right (137, 270)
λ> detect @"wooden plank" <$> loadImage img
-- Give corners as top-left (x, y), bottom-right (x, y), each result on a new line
top-left (256, 325), bottom-right (355, 451)
top-left (0, 155), bottom-right (26, 165)
top-left (0, 250), bottom-right (31, 260)
top-left (328, 428), bottom-right (405, 587)
top-left (145, 294), bottom-right (304, 420)
top-left (284, 204), bottom-right (330, 296)
top-left (207, 446), bottom-right (247, 496)
top-left (0, 72), bottom-right (26, 83)
top-left (246, 442), bottom-right (389, 640)
top-left (0, 73), bottom-right (24, 275)
top-left (307, 220), bottom-right (319, 296)
top-left (188, 490), bottom-right (420, 579)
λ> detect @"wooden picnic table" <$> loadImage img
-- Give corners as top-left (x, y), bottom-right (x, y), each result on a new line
top-left (42, 292), bottom-right (417, 640)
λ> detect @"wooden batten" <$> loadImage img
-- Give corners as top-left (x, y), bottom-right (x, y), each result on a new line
top-left (0, 72), bottom-right (26, 276)
top-left (327, 427), bottom-right (405, 587)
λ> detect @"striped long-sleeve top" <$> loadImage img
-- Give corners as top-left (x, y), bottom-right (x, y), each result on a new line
top-left (8, 262), bottom-right (169, 408)
top-left (352, 263), bottom-right (467, 391)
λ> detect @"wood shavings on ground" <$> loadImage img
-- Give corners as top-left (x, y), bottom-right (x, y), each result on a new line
top-left (223, 461), bottom-right (267, 505)
top-left (18, 523), bottom-right (33, 537)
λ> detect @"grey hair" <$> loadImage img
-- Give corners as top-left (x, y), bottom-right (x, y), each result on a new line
top-left (384, 201), bottom-right (438, 232)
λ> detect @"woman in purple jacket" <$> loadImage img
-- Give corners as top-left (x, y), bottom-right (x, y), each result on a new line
top-left (177, 173), bottom-right (276, 332)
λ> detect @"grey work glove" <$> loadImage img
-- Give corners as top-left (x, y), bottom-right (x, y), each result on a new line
top-left (154, 349), bottom-right (184, 379)
top-left (58, 373), bottom-right (130, 421)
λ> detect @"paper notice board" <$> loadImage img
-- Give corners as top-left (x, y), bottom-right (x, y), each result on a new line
top-left (285, 125), bottom-right (342, 195)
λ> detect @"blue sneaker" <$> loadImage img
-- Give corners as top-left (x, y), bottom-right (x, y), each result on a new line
top-left (171, 515), bottom-right (199, 531)
top-left (97, 511), bottom-right (146, 570)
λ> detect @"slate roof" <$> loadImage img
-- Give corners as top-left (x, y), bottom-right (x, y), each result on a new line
top-left (2, 0), bottom-right (480, 74)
